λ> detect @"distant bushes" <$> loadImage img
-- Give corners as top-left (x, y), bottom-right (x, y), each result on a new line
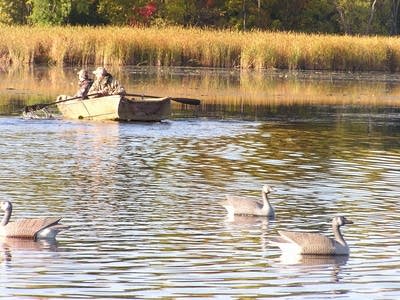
top-left (1, 25), bottom-right (400, 72)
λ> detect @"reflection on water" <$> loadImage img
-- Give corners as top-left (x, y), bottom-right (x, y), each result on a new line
top-left (0, 68), bottom-right (399, 298)
top-left (224, 215), bottom-right (271, 227)
top-left (2, 67), bottom-right (400, 120)
top-left (0, 115), bottom-right (398, 299)
top-left (278, 253), bottom-right (349, 266)
top-left (0, 238), bottom-right (59, 262)
top-left (273, 254), bottom-right (349, 285)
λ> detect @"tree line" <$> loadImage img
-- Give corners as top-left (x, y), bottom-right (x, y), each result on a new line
top-left (1, 0), bottom-right (400, 35)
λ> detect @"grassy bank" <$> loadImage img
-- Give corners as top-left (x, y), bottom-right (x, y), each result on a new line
top-left (1, 25), bottom-right (400, 71)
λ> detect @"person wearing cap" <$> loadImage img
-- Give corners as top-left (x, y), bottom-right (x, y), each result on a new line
top-left (88, 67), bottom-right (125, 96)
top-left (75, 69), bottom-right (93, 98)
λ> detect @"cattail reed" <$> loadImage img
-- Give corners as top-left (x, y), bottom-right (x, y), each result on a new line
top-left (0, 25), bottom-right (400, 71)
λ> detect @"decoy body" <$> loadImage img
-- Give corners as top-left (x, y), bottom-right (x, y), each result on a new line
top-left (219, 184), bottom-right (275, 217)
top-left (0, 201), bottom-right (68, 240)
top-left (269, 216), bottom-right (353, 255)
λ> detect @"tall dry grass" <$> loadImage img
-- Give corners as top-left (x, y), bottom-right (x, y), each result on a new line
top-left (1, 25), bottom-right (400, 71)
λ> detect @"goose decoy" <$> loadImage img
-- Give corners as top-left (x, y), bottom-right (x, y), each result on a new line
top-left (219, 184), bottom-right (275, 217)
top-left (269, 216), bottom-right (353, 255)
top-left (0, 200), bottom-right (69, 240)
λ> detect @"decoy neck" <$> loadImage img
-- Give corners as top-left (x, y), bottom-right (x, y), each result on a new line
top-left (1, 201), bottom-right (12, 226)
top-left (332, 216), bottom-right (353, 246)
top-left (261, 184), bottom-right (274, 211)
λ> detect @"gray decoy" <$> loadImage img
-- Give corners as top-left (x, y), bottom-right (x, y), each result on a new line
top-left (0, 201), bottom-right (68, 240)
top-left (269, 216), bottom-right (353, 255)
top-left (219, 184), bottom-right (275, 217)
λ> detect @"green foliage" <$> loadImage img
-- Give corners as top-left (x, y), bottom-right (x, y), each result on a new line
top-left (224, 0), bottom-right (246, 30)
top-left (69, 0), bottom-right (108, 25)
top-left (373, 0), bottom-right (394, 34)
top-left (96, 0), bottom-right (129, 25)
top-left (1, 0), bottom-right (400, 35)
top-left (29, 0), bottom-right (72, 25)
top-left (0, 0), bottom-right (30, 24)
top-left (96, 0), bottom-right (154, 25)
top-left (299, 0), bottom-right (339, 33)
top-left (159, 0), bottom-right (189, 25)
top-left (333, 0), bottom-right (391, 35)
top-left (0, 1), bottom-right (13, 24)
top-left (335, 0), bottom-right (371, 34)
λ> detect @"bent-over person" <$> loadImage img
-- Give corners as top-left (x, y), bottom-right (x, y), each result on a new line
top-left (88, 67), bottom-right (125, 96)
top-left (75, 69), bottom-right (93, 99)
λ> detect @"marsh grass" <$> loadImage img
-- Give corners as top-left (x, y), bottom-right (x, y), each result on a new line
top-left (1, 25), bottom-right (400, 71)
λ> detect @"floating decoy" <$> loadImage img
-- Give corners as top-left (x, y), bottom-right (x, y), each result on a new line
top-left (0, 201), bottom-right (69, 240)
top-left (269, 216), bottom-right (353, 255)
top-left (219, 184), bottom-right (275, 217)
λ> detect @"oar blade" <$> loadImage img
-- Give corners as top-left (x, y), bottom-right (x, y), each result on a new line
top-left (171, 97), bottom-right (201, 105)
top-left (23, 103), bottom-right (47, 113)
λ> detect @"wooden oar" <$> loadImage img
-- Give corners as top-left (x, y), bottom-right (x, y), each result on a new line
top-left (125, 93), bottom-right (201, 105)
top-left (23, 93), bottom-right (100, 113)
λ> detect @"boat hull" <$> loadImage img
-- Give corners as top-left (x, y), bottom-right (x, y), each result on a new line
top-left (56, 95), bottom-right (171, 121)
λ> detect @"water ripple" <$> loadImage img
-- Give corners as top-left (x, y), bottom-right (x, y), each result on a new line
top-left (0, 116), bottom-right (399, 299)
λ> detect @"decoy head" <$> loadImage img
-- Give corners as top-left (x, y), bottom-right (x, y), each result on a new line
top-left (1, 201), bottom-right (12, 212)
top-left (333, 216), bottom-right (353, 226)
top-left (262, 184), bottom-right (273, 194)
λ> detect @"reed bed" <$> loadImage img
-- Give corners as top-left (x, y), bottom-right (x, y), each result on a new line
top-left (1, 25), bottom-right (400, 71)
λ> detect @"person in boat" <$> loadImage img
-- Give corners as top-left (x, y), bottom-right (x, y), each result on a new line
top-left (88, 67), bottom-right (126, 96)
top-left (75, 69), bottom-right (93, 99)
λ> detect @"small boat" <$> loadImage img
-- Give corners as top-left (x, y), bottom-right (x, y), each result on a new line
top-left (56, 94), bottom-right (171, 121)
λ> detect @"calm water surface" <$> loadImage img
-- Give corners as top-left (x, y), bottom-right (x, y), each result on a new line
top-left (0, 68), bottom-right (399, 299)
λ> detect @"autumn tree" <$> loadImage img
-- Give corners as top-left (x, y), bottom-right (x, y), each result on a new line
top-left (0, 0), bottom-right (30, 24)
top-left (0, 0), bottom-right (399, 35)
top-left (297, 0), bottom-right (339, 33)
top-left (390, 0), bottom-right (400, 34)
top-left (29, 0), bottom-right (72, 25)
top-left (69, 0), bottom-right (107, 25)
top-left (333, 0), bottom-right (389, 35)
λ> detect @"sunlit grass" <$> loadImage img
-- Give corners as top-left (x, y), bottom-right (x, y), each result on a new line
top-left (0, 25), bottom-right (400, 71)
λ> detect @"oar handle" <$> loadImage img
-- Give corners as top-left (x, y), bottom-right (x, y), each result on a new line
top-left (24, 93), bottom-right (100, 112)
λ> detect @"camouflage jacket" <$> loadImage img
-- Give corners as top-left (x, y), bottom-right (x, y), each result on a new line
top-left (75, 78), bottom-right (93, 98)
top-left (89, 74), bottom-right (125, 96)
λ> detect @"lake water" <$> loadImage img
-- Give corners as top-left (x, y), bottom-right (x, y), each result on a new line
top-left (0, 67), bottom-right (399, 299)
